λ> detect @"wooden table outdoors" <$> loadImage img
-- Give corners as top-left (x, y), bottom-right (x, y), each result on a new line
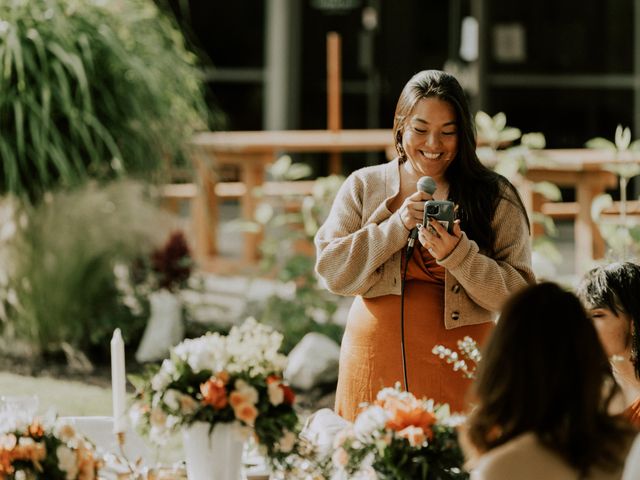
top-left (189, 129), bottom-right (395, 263)
top-left (189, 130), bottom-right (638, 272)
top-left (522, 148), bottom-right (640, 272)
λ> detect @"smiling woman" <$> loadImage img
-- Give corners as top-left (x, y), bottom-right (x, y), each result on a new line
top-left (314, 69), bottom-right (536, 422)
top-left (576, 262), bottom-right (640, 428)
top-left (400, 97), bottom-right (458, 185)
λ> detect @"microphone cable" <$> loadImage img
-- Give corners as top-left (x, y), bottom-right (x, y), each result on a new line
top-left (400, 232), bottom-right (417, 392)
top-left (399, 176), bottom-right (434, 393)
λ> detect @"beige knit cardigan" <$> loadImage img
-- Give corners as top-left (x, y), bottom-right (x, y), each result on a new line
top-left (314, 158), bottom-right (536, 329)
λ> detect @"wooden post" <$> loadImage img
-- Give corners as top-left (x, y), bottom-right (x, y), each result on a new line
top-left (327, 32), bottom-right (342, 175)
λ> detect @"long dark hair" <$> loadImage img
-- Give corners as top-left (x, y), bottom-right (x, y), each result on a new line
top-left (392, 70), bottom-right (529, 254)
top-left (577, 261), bottom-right (640, 378)
top-left (466, 282), bottom-right (633, 475)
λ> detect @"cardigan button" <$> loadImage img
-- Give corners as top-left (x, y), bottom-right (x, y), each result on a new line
top-left (451, 311), bottom-right (460, 321)
top-left (452, 284), bottom-right (461, 293)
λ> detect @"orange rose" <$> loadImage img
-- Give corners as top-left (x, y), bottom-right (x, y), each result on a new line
top-left (229, 391), bottom-right (246, 408)
top-left (28, 421), bottom-right (44, 439)
top-left (398, 426), bottom-right (427, 447)
top-left (266, 375), bottom-right (281, 385)
top-left (383, 397), bottom-right (436, 439)
top-left (200, 377), bottom-right (228, 410)
top-left (0, 448), bottom-right (13, 476)
top-left (233, 402), bottom-right (258, 426)
top-left (216, 371), bottom-right (230, 384)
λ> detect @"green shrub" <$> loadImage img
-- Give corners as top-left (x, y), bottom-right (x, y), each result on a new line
top-left (237, 158), bottom-right (346, 353)
top-left (0, 180), bottom-right (177, 362)
top-left (0, 0), bottom-right (209, 200)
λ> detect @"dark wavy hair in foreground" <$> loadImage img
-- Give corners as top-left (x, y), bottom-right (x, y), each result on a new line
top-left (465, 282), bottom-right (634, 476)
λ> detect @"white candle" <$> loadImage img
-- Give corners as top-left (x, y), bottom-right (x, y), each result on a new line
top-left (110, 328), bottom-right (127, 433)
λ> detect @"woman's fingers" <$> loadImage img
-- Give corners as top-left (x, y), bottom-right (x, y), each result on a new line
top-left (418, 218), bottom-right (463, 260)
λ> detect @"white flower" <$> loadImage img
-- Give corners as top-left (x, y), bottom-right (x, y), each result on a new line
top-left (224, 318), bottom-right (287, 376)
top-left (163, 389), bottom-right (181, 411)
top-left (54, 422), bottom-right (77, 443)
top-left (178, 393), bottom-right (199, 415)
top-left (354, 405), bottom-right (387, 441)
top-left (173, 333), bottom-right (228, 373)
top-left (165, 415), bottom-right (181, 430)
top-left (149, 407), bottom-right (167, 428)
top-left (128, 402), bottom-right (146, 428)
top-left (56, 445), bottom-right (79, 479)
top-left (331, 447), bottom-right (349, 469)
top-left (151, 368), bottom-right (172, 392)
top-left (332, 426), bottom-right (354, 449)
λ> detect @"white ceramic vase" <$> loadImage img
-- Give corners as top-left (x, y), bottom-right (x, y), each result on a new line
top-left (135, 289), bottom-right (184, 363)
top-left (182, 421), bottom-right (245, 480)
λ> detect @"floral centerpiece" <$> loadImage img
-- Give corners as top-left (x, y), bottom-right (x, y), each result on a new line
top-left (330, 385), bottom-right (468, 480)
top-left (129, 318), bottom-right (300, 473)
top-left (0, 417), bottom-right (101, 479)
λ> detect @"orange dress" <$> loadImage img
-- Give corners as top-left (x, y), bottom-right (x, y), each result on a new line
top-left (334, 244), bottom-right (492, 421)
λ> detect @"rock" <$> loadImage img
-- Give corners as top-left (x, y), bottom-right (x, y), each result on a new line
top-left (284, 333), bottom-right (340, 391)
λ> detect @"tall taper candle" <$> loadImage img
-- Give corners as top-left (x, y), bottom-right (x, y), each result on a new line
top-left (110, 328), bottom-right (127, 433)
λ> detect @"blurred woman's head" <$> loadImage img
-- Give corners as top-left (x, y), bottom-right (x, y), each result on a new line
top-left (577, 262), bottom-right (640, 378)
top-left (466, 282), bottom-right (631, 474)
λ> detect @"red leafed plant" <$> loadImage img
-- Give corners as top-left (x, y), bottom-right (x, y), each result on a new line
top-left (150, 230), bottom-right (193, 292)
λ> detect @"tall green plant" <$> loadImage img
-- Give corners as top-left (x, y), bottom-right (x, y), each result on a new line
top-left (235, 157), bottom-right (345, 353)
top-left (0, 0), bottom-right (209, 200)
top-left (475, 111), bottom-right (564, 274)
top-left (0, 180), bottom-right (176, 360)
top-left (586, 125), bottom-right (640, 261)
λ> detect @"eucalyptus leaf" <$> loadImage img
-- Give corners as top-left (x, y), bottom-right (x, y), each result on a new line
top-left (269, 155), bottom-right (292, 180)
top-left (585, 137), bottom-right (616, 150)
top-left (531, 212), bottom-right (558, 237)
top-left (493, 112), bottom-right (507, 131)
top-left (285, 163), bottom-right (313, 180)
top-left (498, 127), bottom-right (522, 143)
top-left (521, 132), bottom-right (546, 149)
top-left (475, 111), bottom-right (493, 132)
top-left (493, 157), bottom-right (520, 180)
top-left (591, 193), bottom-right (613, 221)
top-left (615, 124), bottom-right (632, 151)
top-left (532, 237), bottom-right (563, 264)
top-left (255, 203), bottom-right (275, 225)
top-left (532, 181), bottom-right (562, 201)
top-left (603, 163), bottom-right (640, 179)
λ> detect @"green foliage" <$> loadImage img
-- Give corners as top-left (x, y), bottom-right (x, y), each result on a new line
top-left (0, 180), bottom-right (177, 361)
top-left (475, 111), bottom-right (562, 268)
top-left (587, 124), bottom-right (640, 261)
top-left (371, 426), bottom-right (468, 480)
top-left (236, 157), bottom-right (345, 352)
top-left (0, 0), bottom-right (210, 200)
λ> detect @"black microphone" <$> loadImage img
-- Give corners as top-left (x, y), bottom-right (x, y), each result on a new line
top-left (406, 176), bottom-right (437, 255)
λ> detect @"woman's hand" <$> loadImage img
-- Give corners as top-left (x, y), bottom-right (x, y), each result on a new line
top-left (418, 217), bottom-right (462, 260)
top-left (399, 191), bottom-right (432, 231)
